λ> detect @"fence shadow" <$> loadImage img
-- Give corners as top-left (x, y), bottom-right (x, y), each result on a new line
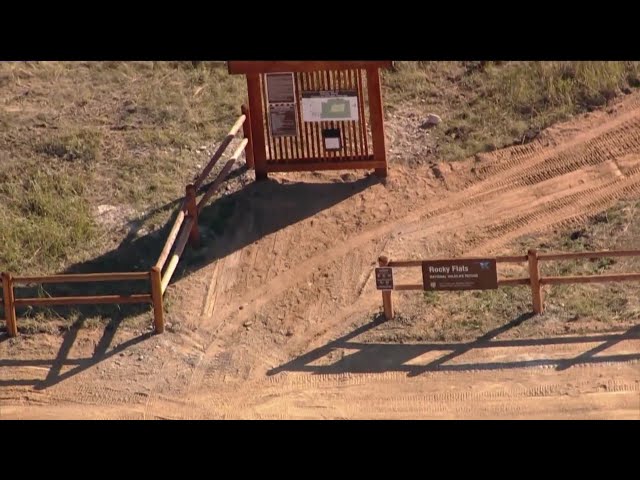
top-left (0, 319), bottom-right (153, 389)
top-left (1, 171), bottom-right (377, 389)
top-left (268, 315), bottom-right (640, 377)
top-left (10, 171), bottom-right (377, 330)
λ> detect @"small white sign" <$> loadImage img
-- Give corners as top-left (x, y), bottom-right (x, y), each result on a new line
top-left (325, 137), bottom-right (341, 150)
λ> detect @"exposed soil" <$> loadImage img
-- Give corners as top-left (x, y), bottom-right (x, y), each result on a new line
top-left (2, 92), bottom-right (640, 419)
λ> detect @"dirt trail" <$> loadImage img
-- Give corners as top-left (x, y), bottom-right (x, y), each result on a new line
top-left (2, 93), bottom-right (640, 420)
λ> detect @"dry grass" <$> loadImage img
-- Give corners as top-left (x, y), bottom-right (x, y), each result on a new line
top-left (0, 61), bottom-right (246, 276)
top-left (2, 61), bottom-right (640, 333)
top-left (371, 200), bottom-right (640, 343)
top-left (383, 61), bottom-right (640, 160)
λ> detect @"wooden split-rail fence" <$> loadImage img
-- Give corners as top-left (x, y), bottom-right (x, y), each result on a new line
top-left (377, 249), bottom-right (640, 320)
top-left (1, 106), bottom-right (254, 338)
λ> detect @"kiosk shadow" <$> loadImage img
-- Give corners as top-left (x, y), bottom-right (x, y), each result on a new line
top-left (1, 172), bottom-right (378, 389)
top-left (268, 315), bottom-right (640, 377)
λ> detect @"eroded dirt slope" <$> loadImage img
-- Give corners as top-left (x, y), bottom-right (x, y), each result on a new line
top-left (2, 93), bottom-right (640, 419)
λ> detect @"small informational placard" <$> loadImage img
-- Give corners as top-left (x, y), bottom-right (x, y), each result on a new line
top-left (302, 90), bottom-right (359, 122)
top-left (269, 104), bottom-right (298, 137)
top-left (266, 73), bottom-right (296, 104)
top-left (322, 128), bottom-right (342, 151)
top-left (422, 259), bottom-right (498, 291)
top-left (375, 267), bottom-right (394, 291)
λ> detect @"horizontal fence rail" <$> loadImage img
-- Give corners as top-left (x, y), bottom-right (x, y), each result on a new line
top-left (377, 249), bottom-right (640, 320)
top-left (2, 108), bottom-right (252, 339)
top-left (13, 294), bottom-right (152, 308)
top-left (14, 272), bottom-right (150, 284)
top-left (538, 249), bottom-right (640, 261)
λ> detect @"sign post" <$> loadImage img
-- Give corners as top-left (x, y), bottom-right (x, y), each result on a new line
top-left (377, 256), bottom-right (394, 321)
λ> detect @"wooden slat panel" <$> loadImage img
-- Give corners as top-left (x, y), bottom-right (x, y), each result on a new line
top-left (348, 69), bottom-right (361, 159)
top-left (325, 69), bottom-right (335, 160)
top-left (285, 137), bottom-right (292, 162)
top-left (276, 136), bottom-right (284, 163)
top-left (356, 70), bottom-right (369, 156)
top-left (334, 70), bottom-right (349, 159)
top-left (294, 72), bottom-right (309, 160)
top-left (300, 72), bottom-right (311, 159)
top-left (290, 107), bottom-right (300, 160)
top-left (311, 71), bottom-right (325, 161)
top-left (346, 70), bottom-right (358, 160)
top-left (305, 71), bottom-right (315, 160)
top-left (260, 74), bottom-right (273, 162)
top-left (265, 159), bottom-right (384, 172)
top-left (258, 67), bottom-right (374, 165)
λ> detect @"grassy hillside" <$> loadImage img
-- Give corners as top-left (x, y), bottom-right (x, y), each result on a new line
top-left (2, 61), bottom-right (639, 279)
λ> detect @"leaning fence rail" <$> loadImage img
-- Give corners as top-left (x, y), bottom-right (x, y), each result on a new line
top-left (2, 106), bottom-right (253, 338)
top-left (378, 249), bottom-right (640, 320)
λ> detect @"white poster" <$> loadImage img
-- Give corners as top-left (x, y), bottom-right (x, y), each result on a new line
top-left (301, 90), bottom-right (359, 122)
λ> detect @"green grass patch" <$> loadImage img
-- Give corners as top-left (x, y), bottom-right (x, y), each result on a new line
top-left (0, 168), bottom-right (96, 274)
top-left (383, 61), bottom-right (640, 161)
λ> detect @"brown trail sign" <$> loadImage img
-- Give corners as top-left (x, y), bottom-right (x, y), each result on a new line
top-left (375, 250), bottom-right (640, 321)
top-left (227, 61), bottom-right (393, 180)
top-left (422, 258), bottom-right (498, 291)
top-left (375, 267), bottom-right (394, 291)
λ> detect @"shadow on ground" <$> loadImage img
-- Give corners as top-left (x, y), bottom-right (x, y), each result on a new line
top-left (268, 314), bottom-right (640, 377)
top-left (8, 169), bottom-right (378, 328)
top-left (0, 169), bottom-right (378, 389)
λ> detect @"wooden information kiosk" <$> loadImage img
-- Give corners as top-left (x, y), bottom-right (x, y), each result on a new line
top-left (228, 61), bottom-right (393, 180)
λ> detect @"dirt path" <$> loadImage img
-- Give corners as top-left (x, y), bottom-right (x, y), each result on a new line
top-left (2, 93), bottom-right (640, 420)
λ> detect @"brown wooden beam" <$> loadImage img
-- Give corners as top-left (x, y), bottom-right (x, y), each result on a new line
top-left (14, 295), bottom-right (152, 307)
top-left (228, 61), bottom-right (393, 75)
top-left (15, 272), bottom-right (150, 284)
top-left (265, 160), bottom-right (385, 173)
top-left (366, 67), bottom-right (388, 178)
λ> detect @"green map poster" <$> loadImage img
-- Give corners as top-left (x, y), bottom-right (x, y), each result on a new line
top-left (301, 90), bottom-right (359, 122)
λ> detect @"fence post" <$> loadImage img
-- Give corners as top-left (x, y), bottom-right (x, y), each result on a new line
top-left (150, 267), bottom-right (165, 334)
top-left (378, 256), bottom-right (394, 321)
top-left (2, 272), bottom-right (18, 337)
top-left (241, 104), bottom-right (254, 170)
top-left (185, 184), bottom-right (201, 249)
top-left (528, 249), bottom-right (544, 314)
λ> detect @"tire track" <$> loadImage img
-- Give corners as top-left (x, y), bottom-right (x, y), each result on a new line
top-left (146, 92), bottom-right (640, 419)
top-left (202, 124), bottom-right (639, 332)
